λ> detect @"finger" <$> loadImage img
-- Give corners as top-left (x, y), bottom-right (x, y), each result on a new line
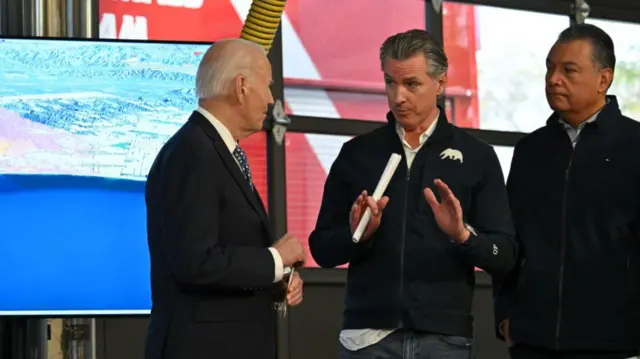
top-left (287, 275), bottom-right (301, 292)
top-left (287, 282), bottom-right (301, 295)
top-left (434, 179), bottom-right (454, 199)
top-left (377, 196), bottom-right (390, 212)
top-left (423, 187), bottom-right (439, 209)
top-left (357, 193), bottom-right (369, 212)
top-left (365, 196), bottom-right (380, 215)
top-left (286, 284), bottom-right (302, 299)
top-left (287, 294), bottom-right (303, 306)
top-left (350, 201), bottom-right (361, 222)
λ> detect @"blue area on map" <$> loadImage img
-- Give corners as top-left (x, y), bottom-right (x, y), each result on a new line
top-left (0, 38), bottom-right (211, 315)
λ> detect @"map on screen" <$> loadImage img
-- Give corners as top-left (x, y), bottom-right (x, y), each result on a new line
top-left (0, 38), bottom-right (209, 180)
top-left (0, 38), bottom-right (212, 315)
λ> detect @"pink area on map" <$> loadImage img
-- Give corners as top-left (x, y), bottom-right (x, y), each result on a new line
top-left (0, 108), bottom-right (90, 151)
top-left (0, 107), bottom-right (93, 174)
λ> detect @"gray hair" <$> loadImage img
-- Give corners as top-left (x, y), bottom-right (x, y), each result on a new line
top-left (379, 29), bottom-right (448, 79)
top-left (195, 38), bottom-right (266, 100)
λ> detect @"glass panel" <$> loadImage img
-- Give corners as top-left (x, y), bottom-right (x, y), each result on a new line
top-left (285, 133), bottom-right (352, 267)
top-left (443, 2), bottom-right (569, 132)
top-left (586, 18), bottom-right (640, 120)
top-left (282, 0), bottom-right (426, 121)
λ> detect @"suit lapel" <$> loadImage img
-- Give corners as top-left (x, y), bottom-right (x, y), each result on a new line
top-left (189, 112), bottom-right (274, 243)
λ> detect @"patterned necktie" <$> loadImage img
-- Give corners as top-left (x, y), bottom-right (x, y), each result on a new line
top-left (232, 145), bottom-right (253, 189)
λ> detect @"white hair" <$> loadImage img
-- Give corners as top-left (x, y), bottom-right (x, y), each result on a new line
top-left (195, 38), bottom-right (266, 100)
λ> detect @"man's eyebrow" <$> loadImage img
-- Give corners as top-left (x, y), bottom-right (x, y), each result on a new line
top-left (561, 61), bottom-right (580, 67)
top-left (383, 74), bottom-right (420, 81)
top-left (546, 58), bottom-right (580, 67)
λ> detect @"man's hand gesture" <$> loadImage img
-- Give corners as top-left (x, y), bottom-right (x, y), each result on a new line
top-left (424, 179), bottom-right (470, 243)
top-left (349, 190), bottom-right (389, 242)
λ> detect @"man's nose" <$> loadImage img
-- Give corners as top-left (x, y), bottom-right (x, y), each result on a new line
top-left (394, 88), bottom-right (407, 106)
top-left (546, 70), bottom-right (562, 86)
top-left (268, 90), bottom-right (275, 105)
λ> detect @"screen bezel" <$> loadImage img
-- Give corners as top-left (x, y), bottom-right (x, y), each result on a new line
top-left (0, 35), bottom-right (211, 46)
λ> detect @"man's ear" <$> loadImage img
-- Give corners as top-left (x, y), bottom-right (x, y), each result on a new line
top-left (598, 68), bottom-right (613, 94)
top-left (234, 75), bottom-right (247, 103)
top-left (436, 73), bottom-right (448, 97)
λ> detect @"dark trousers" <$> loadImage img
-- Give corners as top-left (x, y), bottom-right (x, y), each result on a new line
top-left (510, 343), bottom-right (638, 359)
top-left (339, 329), bottom-right (473, 359)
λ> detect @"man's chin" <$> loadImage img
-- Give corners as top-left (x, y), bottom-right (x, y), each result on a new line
top-left (547, 97), bottom-right (571, 112)
top-left (393, 112), bottom-right (413, 124)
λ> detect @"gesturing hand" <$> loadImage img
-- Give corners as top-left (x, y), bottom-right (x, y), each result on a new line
top-left (349, 190), bottom-right (389, 242)
top-left (423, 179), bottom-right (470, 243)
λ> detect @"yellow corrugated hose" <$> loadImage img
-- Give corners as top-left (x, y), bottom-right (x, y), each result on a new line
top-left (239, 0), bottom-right (287, 52)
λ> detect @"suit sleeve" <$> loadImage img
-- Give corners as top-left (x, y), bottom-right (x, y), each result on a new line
top-left (309, 144), bottom-right (373, 268)
top-left (492, 143), bottom-right (526, 340)
top-left (161, 143), bottom-right (275, 289)
top-left (457, 145), bottom-right (518, 277)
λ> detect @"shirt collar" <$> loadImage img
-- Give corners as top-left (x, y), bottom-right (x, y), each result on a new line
top-left (558, 109), bottom-right (600, 132)
top-left (197, 107), bottom-right (236, 152)
top-left (395, 110), bottom-right (439, 148)
top-left (557, 98), bottom-right (609, 131)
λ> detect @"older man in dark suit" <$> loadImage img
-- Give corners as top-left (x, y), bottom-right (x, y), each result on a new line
top-left (144, 38), bottom-right (306, 359)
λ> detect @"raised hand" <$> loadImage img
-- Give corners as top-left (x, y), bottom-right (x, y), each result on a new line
top-left (423, 179), bottom-right (469, 243)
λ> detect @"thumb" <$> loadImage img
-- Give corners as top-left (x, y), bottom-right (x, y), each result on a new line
top-left (377, 196), bottom-right (390, 211)
top-left (423, 187), bottom-right (439, 209)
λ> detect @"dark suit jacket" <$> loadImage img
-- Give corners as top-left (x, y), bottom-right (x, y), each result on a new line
top-left (144, 111), bottom-right (281, 359)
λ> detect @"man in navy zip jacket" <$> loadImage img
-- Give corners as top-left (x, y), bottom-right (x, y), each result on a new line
top-left (494, 24), bottom-right (640, 359)
top-left (309, 29), bottom-right (517, 359)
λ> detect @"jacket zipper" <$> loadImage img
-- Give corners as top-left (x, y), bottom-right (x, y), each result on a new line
top-left (555, 149), bottom-right (574, 349)
top-left (399, 165), bottom-right (410, 325)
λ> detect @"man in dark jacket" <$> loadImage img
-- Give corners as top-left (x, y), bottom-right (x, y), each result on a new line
top-left (494, 24), bottom-right (640, 359)
top-left (309, 29), bottom-right (517, 359)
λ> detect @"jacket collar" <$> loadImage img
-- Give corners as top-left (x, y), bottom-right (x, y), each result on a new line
top-left (546, 95), bottom-right (621, 131)
top-left (188, 111), bottom-right (274, 243)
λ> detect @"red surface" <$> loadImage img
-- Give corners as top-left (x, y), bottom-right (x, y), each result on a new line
top-left (99, 0), bottom-right (243, 41)
top-left (284, 133), bottom-right (330, 268)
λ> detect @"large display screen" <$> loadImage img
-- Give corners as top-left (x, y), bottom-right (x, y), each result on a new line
top-left (0, 37), bottom-right (211, 315)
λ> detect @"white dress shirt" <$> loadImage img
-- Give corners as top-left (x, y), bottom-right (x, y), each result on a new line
top-left (196, 107), bottom-right (285, 283)
top-left (340, 112), bottom-right (439, 351)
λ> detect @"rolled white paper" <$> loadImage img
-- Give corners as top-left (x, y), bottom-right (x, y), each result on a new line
top-left (352, 153), bottom-right (402, 243)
